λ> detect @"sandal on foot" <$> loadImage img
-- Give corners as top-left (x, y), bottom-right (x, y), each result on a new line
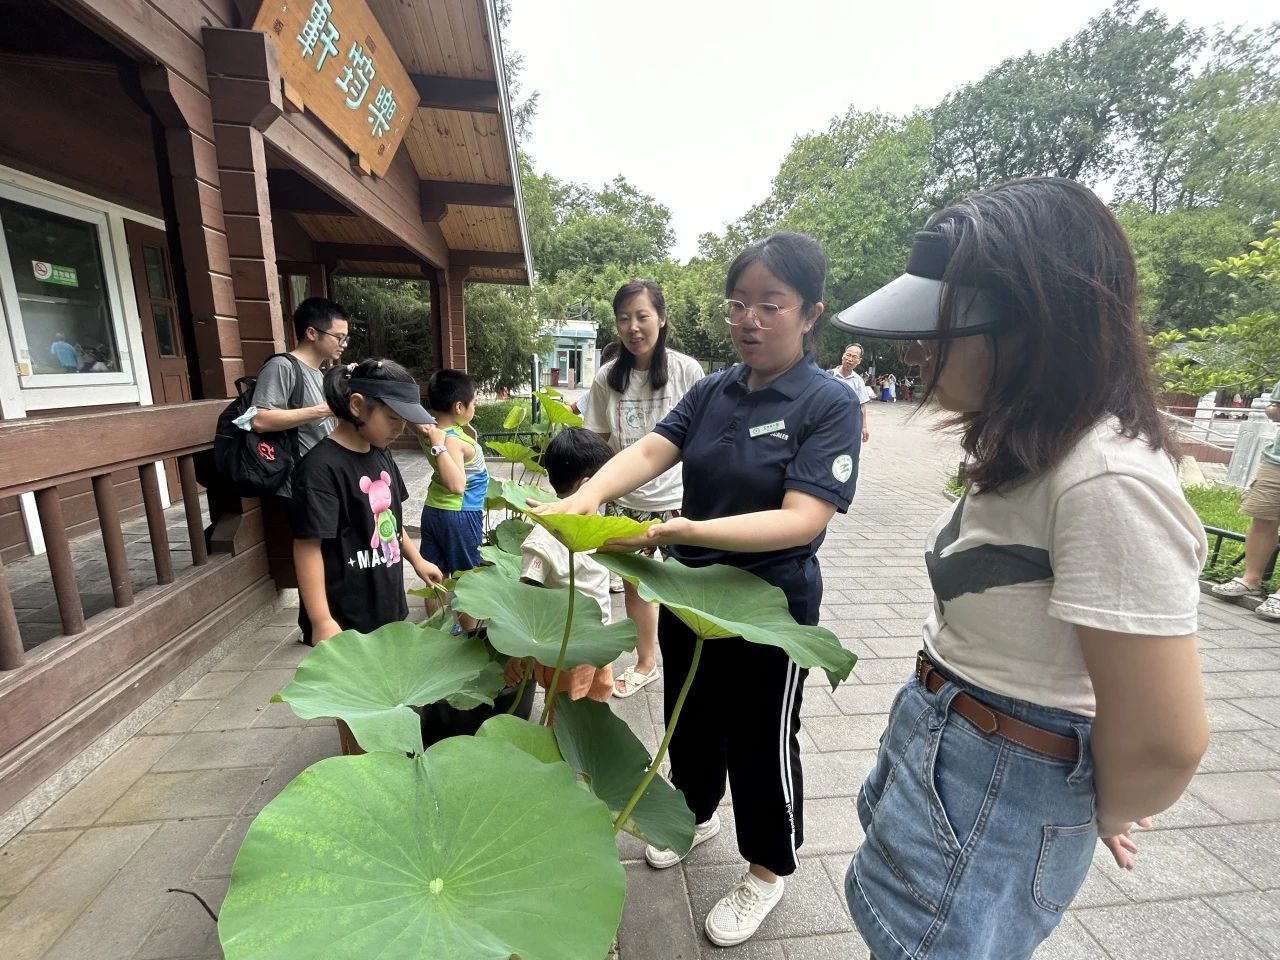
top-left (613, 665), bottom-right (660, 698)
top-left (1256, 595), bottom-right (1280, 621)
top-left (1212, 578), bottom-right (1264, 599)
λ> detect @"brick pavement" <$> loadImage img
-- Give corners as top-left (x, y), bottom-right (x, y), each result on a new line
top-left (0, 402), bottom-right (1277, 958)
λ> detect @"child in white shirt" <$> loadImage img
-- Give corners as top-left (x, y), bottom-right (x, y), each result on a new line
top-left (510, 428), bottom-right (617, 702)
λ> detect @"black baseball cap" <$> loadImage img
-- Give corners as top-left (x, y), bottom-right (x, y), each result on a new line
top-left (832, 230), bottom-right (1009, 340)
top-left (349, 377), bottom-right (435, 424)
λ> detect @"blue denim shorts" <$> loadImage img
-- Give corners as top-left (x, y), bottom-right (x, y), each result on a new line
top-left (846, 669), bottom-right (1097, 960)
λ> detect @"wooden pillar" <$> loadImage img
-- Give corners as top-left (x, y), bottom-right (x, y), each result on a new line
top-left (142, 67), bottom-right (244, 400)
top-left (434, 263), bottom-right (470, 372)
top-left (205, 28), bottom-right (286, 378)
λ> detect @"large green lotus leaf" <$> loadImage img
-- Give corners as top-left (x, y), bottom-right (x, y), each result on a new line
top-left (452, 566), bottom-right (636, 668)
top-left (484, 440), bottom-right (546, 475)
top-left (476, 714), bottom-right (562, 764)
top-left (501, 404), bottom-right (528, 429)
top-left (536, 392), bottom-right (583, 427)
top-left (553, 697), bottom-right (695, 853)
top-left (494, 477), bottom-right (556, 513)
top-left (279, 622), bottom-right (495, 755)
top-left (529, 511), bottom-right (657, 553)
top-left (494, 516), bottom-right (532, 554)
top-left (476, 547), bottom-right (519, 578)
top-left (443, 660), bottom-right (506, 711)
top-left (484, 476), bottom-right (505, 510)
top-left (597, 554), bottom-right (857, 688)
top-left (218, 742), bottom-right (624, 960)
top-left (478, 544), bottom-right (522, 579)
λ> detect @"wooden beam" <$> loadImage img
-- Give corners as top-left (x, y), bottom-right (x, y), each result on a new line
top-left (315, 242), bottom-right (421, 264)
top-left (410, 74), bottom-right (500, 114)
top-left (419, 180), bottom-right (516, 223)
top-left (266, 169), bottom-right (352, 215)
top-left (450, 250), bottom-right (525, 269)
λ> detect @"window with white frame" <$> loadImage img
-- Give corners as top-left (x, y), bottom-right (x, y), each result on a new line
top-left (0, 184), bottom-right (134, 388)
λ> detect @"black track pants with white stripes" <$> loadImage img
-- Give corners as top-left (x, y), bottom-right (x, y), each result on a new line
top-left (657, 605), bottom-right (808, 877)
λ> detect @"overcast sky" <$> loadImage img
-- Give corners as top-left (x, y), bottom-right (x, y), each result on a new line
top-left (505, 1), bottom-right (1268, 261)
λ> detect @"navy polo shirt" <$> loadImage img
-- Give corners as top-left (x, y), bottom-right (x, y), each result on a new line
top-left (654, 356), bottom-right (861, 625)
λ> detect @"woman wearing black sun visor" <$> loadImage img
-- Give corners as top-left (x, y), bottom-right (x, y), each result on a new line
top-left (836, 177), bottom-right (1209, 960)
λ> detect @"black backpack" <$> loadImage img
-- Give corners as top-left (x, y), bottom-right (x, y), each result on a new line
top-left (208, 354), bottom-right (311, 497)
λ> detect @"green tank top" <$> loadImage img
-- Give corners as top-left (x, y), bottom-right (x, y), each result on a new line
top-left (423, 426), bottom-right (489, 511)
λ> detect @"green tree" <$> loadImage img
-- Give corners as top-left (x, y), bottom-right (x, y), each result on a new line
top-left (929, 1), bottom-right (1200, 201)
top-left (332, 277), bottom-right (435, 376)
top-left (465, 284), bottom-right (550, 391)
top-left (531, 172), bottom-right (674, 283)
top-left (1118, 205), bottom-right (1260, 330)
top-left (1154, 220), bottom-right (1280, 394)
top-left (1118, 24), bottom-right (1280, 218)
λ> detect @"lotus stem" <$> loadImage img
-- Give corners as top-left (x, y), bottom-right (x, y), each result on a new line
top-left (507, 657), bottom-right (533, 715)
top-left (613, 633), bottom-right (703, 835)
top-left (539, 551), bottom-right (576, 725)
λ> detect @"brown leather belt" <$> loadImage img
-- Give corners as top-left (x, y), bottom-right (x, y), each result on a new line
top-left (915, 652), bottom-right (1079, 763)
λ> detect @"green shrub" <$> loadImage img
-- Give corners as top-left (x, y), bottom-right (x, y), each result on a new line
top-left (473, 398), bottom-right (533, 435)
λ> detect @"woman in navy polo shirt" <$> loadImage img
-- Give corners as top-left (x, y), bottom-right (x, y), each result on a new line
top-left (532, 232), bottom-right (860, 947)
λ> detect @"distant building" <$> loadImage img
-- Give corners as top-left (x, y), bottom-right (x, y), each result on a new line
top-left (539, 318), bottom-right (599, 389)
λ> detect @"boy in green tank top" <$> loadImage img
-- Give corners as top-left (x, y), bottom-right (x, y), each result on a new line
top-left (419, 371), bottom-right (489, 616)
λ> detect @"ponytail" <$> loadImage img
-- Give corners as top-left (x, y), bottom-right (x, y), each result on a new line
top-left (323, 357), bottom-right (415, 427)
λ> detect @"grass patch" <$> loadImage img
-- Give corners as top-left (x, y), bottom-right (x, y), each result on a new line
top-left (472, 398), bottom-right (533, 436)
top-left (1182, 485), bottom-right (1246, 534)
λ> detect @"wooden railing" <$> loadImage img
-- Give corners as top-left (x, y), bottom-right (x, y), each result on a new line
top-left (0, 401), bottom-right (224, 671)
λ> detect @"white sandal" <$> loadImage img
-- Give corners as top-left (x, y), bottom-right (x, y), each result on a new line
top-left (1212, 578), bottom-right (1264, 599)
top-left (613, 664), bottom-right (660, 698)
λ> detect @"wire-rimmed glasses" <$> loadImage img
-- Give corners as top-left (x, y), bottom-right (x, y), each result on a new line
top-left (722, 299), bottom-right (801, 331)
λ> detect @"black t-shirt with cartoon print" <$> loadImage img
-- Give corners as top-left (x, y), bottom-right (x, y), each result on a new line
top-left (290, 437), bottom-right (410, 643)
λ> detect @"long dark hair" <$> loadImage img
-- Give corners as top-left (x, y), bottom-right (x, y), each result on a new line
top-left (324, 357), bottom-right (416, 427)
top-left (607, 280), bottom-right (669, 393)
top-left (725, 232), bottom-right (828, 352)
top-left (926, 176), bottom-right (1173, 490)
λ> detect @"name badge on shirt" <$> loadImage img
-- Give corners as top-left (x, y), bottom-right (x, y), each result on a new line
top-left (749, 419), bottom-right (786, 438)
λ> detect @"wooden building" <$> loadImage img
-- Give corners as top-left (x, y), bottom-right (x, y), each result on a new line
top-left (0, 0), bottom-right (531, 815)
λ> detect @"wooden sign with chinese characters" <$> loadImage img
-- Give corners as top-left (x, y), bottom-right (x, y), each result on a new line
top-left (254, 0), bottom-right (420, 178)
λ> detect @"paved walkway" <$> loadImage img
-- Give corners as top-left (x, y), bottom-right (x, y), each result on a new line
top-left (1, 403), bottom-right (1278, 959)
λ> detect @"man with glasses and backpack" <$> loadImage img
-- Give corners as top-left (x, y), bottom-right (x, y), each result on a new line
top-left (248, 297), bottom-right (350, 496)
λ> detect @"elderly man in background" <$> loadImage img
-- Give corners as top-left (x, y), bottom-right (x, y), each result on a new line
top-left (830, 343), bottom-right (872, 443)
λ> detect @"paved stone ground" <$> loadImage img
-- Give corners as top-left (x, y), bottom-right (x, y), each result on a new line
top-left (2, 402), bottom-right (1279, 959)
top-left (9, 503), bottom-right (207, 651)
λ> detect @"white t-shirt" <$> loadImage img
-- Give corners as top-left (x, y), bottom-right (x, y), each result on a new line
top-left (584, 351), bottom-right (705, 512)
top-left (923, 420), bottom-right (1207, 717)
top-left (519, 525), bottom-right (612, 623)
top-left (830, 367), bottom-right (873, 404)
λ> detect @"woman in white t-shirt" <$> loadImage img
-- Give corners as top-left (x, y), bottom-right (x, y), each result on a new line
top-left (832, 177), bottom-right (1210, 960)
top-left (584, 280), bottom-right (704, 697)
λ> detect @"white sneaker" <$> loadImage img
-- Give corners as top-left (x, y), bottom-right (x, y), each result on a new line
top-left (645, 812), bottom-right (720, 869)
top-left (704, 872), bottom-right (784, 946)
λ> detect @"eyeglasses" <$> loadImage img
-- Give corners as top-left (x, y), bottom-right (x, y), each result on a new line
top-left (722, 299), bottom-right (801, 330)
top-left (313, 328), bottom-right (350, 347)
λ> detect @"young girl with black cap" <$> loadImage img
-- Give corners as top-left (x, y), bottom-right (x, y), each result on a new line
top-left (833, 177), bottom-right (1210, 960)
top-left (291, 358), bottom-right (445, 657)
